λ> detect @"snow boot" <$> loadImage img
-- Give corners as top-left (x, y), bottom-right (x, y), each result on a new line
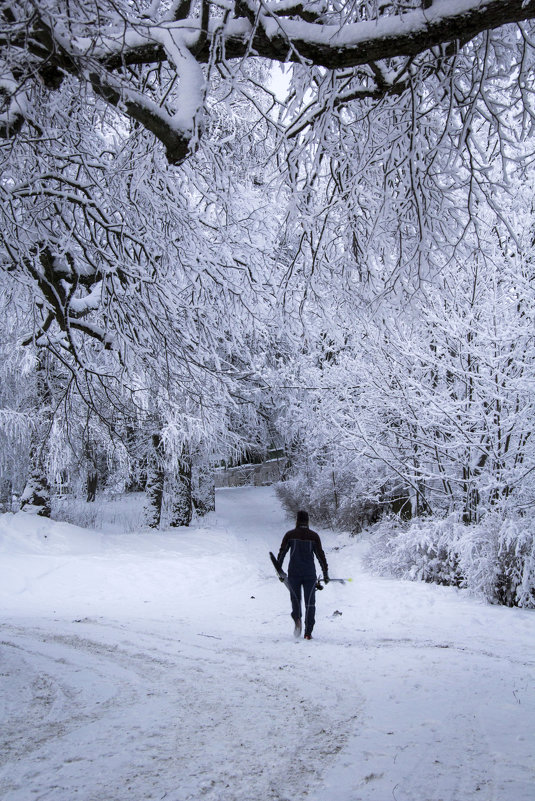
top-left (294, 618), bottom-right (302, 638)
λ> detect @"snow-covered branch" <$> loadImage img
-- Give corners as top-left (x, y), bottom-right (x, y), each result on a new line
top-left (240, 0), bottom-right (535, 68)
top-left (0, 71), bottom-right (28, 137)
top-left (2, 0), bottom-right (535, 161)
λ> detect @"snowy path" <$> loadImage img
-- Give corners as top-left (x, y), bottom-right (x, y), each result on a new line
top-left (1, 486), bottom-right (534, 801)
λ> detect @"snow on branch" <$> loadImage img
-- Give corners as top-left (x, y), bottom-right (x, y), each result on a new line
top-left (42, 11), bottom-right (200, 164)
top-left (0, 71), bottom-right (28, 137)
top-left (2, 0), bottom-right (535, 161)
top-left (243, 0), bottom-right (535, 68)
top-left (0, 408), bottom-right (33, 435)
top-left (151, 24), bottom-right (205, 141)
top-left (87, 67), bottom-right (194, 163)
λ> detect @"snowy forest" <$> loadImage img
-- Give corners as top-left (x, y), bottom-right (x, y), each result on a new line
top-left (2, 0), bottom-right (535, 608)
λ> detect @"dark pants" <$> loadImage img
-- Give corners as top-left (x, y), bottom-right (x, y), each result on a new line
top-left (288, 576), bottom-right (316, 636)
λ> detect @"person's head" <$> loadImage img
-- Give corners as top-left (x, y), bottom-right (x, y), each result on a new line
top-left (296, 509), bottom-right (309, 528)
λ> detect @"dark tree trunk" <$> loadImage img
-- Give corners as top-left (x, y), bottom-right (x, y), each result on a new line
top-left (86, 471), bottom-right (98, 502)
top-left (144, 432), bottom-right (165, 528)
top-left (0, 479), bottom-right (12, 512)
top-left (85, 441), bottom-right (98, 502)
top-left (170, 453), bottom-right (192, 527)
top-left (124, 423), bottom-right (146, 492)
top-left (193, 463), bottom-right (215, 516)
top-left (20, 351), bottom-right (51, 517)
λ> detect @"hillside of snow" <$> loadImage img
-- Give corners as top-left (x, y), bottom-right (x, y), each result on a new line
top-left (1, 486), bottom-right (534, 801)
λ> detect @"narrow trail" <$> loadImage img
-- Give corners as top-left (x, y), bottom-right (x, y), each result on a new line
top-left (1, 487), bottom-right (534, 801)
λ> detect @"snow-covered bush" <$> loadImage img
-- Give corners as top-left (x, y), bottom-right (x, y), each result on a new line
top-left (276, 459), bottom-right (388, 533)
top-left (52, 492), bottom-right (146, 532)
top-left (366, 514), bottom-right (535, 608)
top-left (52, 495), bottom-right (101, 529)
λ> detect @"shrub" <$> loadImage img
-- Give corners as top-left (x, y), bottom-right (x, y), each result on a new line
top-left (276, 462), bottom-right (386, 533)
top-left (366, 513), bottom-right (535, 608)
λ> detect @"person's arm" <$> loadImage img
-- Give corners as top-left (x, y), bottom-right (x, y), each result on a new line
top-left (276, 533), bottom-right (290, 569)
top-left (313, 533), bottom-right (329, 580)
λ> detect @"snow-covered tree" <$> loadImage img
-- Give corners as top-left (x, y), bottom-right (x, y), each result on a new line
top-left (273, 176), bottom-right (535, 605)
top-left (0, 58), bottom-right (287, 521)
top-left (2, 2), bottom-right (535, 294)
top-left (0, 287), bottom-right (33, 510)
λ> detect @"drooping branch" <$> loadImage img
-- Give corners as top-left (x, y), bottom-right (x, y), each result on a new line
top-left (87, 68), bottom-right (193, 164)
top-left (2, 0), bottom-right (535, 162)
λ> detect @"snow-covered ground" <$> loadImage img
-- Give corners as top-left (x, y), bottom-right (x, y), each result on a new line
top-left (1, 486), bottom-right (534, 801)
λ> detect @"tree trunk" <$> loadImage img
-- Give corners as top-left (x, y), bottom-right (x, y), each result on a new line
top-left (86, 471), bottom-right (98, 503)
top-left (125, 423), bottom-right (145, 492)
top-left (85, 441), bottom-right (98, 502)
top-left (20, 351), bottom-right (51, 517)
top-left (144, 432), bottom-right (165, 528)
top-left (192, 463), bottom-right (215, 516)
top-left (0, 479), bottom-right (12, 512)
top-left (170, 452), bottom-right (192, 527)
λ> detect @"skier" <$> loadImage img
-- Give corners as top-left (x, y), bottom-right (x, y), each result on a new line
top-left (276, 510), bottom-right (329, 640)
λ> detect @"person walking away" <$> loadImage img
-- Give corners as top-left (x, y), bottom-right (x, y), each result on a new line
top-left (276, 510), bottom-right (329, 639)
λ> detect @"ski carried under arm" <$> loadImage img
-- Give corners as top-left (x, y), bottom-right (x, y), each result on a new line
top-left (269, 551), bottom-right (290, 591)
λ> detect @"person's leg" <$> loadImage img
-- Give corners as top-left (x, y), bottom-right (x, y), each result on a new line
top-left (303, 578), bottom-right (316, 637)
top-left (287, 576), bottom-right (303, 625)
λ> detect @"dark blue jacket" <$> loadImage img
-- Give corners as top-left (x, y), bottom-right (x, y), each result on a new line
top-left (277, 526), bottom-right (329, 579)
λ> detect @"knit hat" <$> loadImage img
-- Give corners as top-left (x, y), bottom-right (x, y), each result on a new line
top-left (296, 510), bottom-right (309, 527)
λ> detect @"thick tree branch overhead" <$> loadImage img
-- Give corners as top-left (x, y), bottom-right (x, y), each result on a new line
top-left (74, 1), bottom-right (535, 69)
top-left (2, 0), bottom-right (535, 162)
top-left (237, 0), bottom-right (535, 68)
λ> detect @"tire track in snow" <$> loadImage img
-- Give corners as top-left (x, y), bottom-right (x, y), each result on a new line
top-left (0, 620), bottom-right (359, 801)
